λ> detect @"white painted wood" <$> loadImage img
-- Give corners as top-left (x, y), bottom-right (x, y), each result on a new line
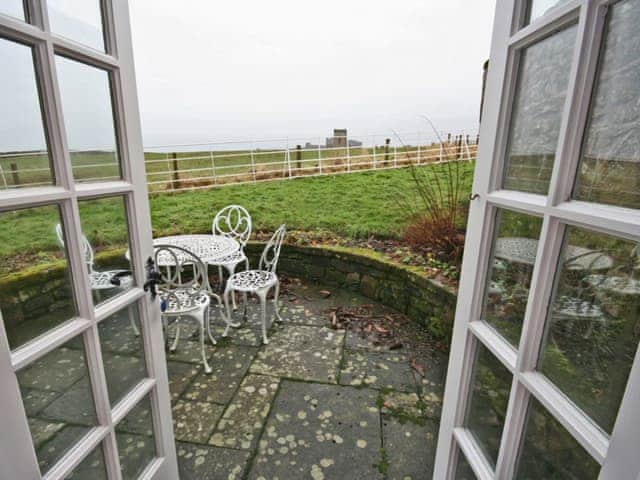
top-left (436, 0), bottom-right (640, 478)
top-left (0, 0), bottom-right (178, 478)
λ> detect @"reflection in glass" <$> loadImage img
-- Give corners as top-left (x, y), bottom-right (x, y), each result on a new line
top-left (78, 196), bottom-right (134, 306)
top-left (0, 0), bottom-right (25, 20)
top-left (525, 0), bottom-right (571, 26)
top-left (574, 0), bottom-right (640, 209)
top-left (99, 304), bottom-right (146, 406)
top-left (465, 343), bottom-right (512, 468)
top-left (502, 25), bottom-right (577, 195)
top-left (455, 448), bottom-right (477, 479)
top-left (55, 56), bottom-right (120, 182)
top-left (116, 395), bottom-right (157, 479)
top-left (0, 39), bottom-right (53, 188)
top-left (17, 338), bottom-right (97, 476)
top-left (515, 397), bottom-right (599, 479)
top-left (47, 0), bottom-right (105, 51)
top-left (68, 444), bottom-right (108, 479)
top-left (482, 210), bottom-right (543, 347)
top-left (539, 226), bottom-right (640, 433)
top-left (0, 205), bottom-right (77, 350)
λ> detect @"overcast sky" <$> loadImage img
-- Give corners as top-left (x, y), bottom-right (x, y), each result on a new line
top-left (129, 0), bottom-right (496, 148)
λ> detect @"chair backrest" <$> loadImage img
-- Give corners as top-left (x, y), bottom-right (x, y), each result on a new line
top-left (55, 223), bottom-right (95, 272)
top-left (153, 244), bottom-right (207, 309)
top-left (212, 205), bottom-right (252, 247)
top-left (259, 224), bottom-right (286, 273)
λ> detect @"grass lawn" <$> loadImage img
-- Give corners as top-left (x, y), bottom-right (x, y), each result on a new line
top-left (0, 162), bottom-right (475, 269)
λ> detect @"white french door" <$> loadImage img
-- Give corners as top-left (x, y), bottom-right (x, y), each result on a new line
top-left (436, 0), bottom-right (640, 479)
top-left (0, 1), bottom-right (178, 479)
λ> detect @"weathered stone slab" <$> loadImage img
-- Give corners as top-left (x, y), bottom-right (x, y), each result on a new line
top-left (172, 400), bottom-right (224, 444)
top-left (39, 378), bottom-right (97, 426)
top-left (248, 381), bottom-right (382, 480)
top-left (22, 388), bottom-right (59, 416)
top-left (167, 338), bottom-right (216, 364)
top-left (28, 417), bottom-right (64, 449)
top-left (98, 311), bottom-right (141, 355)
top-left (250, 325), bottom-right (344, 383)
top-left (168, 361), bottom-right (201, 402)
top-left (210, 374), bottom-right (279, 450)
top-left (116, 431), bottom-right (156, 480)
top-left (18, 347), bottom-right (86, 392)
top-left (183, 345), bottom-right (258, 404)
top-left (339, 350), bottom-right (417, 392)
top-left (177, 442), bottom-right (250, 480)
top-left (380, 391), bottom-right (423, 419)
top-left (102, 352), bottom-right (147, 406)
top-left (34, 424), bottom-right (91, 475)
top-left (382, 414), bottom-right (439, 480)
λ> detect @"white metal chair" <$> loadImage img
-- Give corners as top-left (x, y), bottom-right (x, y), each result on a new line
top-left (55, 223), bottom-right (138, 335)
top-left (210, 205), bottom-right (252, 310)
top-left (154, 244), bottom-right (216, 374)
top-left (223, 225), bottom-right (286, 344)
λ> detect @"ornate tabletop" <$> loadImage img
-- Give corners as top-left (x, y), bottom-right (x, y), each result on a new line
top-left (153, 234), bottom-right (239, 265)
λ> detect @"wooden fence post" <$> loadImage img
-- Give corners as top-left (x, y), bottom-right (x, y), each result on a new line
top-left (296, 145), bottom-right (302, 174)
top-left (10, 163), bottom-right (19, 186)
top-left (170, 152), bottom-right (180, 190)
top-left (384, 138), bottom-right (390, 166)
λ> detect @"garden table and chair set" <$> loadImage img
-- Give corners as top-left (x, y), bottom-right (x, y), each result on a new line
top-left (56, 205), bottom-right (286, 374)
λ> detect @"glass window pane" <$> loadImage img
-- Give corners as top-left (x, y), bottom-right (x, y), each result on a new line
top-left (0, 0), bottom-right (26, 20)
top-left (116, 395), bottom-right (157, 479)
top-left (465, 343), bottom-right (512, 468)
top-left (502, 25), bottom-right (577, 195)
top-left (99, 303), bottom-right (146, 406)
top-left (67, 444), bottom-right (108, 479)
top-left (573, 0), bottom-right (640, 209)
top-left (525, 0), bottom-right (571, 26)
top-left (78, 196), bottom-right (134, 306)
top-left (0, 205), bottom-right (77, 350)
top-left (0, 39), bottom-right (53, 188)
top-left (482, 210), bottom-right (543, 347)
top-left (55, 56), bottom-right (120, 183)
top-left (17, 338), bottom-right (98, 476)
top-left (455, 448), bottom-right (477, 479)
top-left (539, 226), bottom-right (640, 433)
top-left (47, 0), bottom-right (105, 51)
top-left (515, 397), bottom-right (600, 479)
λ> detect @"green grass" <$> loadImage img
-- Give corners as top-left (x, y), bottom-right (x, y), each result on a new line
top-left (0, 163), bottom-right (475, 269)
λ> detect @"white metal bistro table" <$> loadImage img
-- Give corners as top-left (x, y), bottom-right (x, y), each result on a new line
top-left (495, 237), bottom-right (613, 270)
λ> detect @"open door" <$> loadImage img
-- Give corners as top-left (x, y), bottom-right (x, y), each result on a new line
top-left (435, 0), bottom-right (640, 478)
top-left (0, 0), bottom-right (178, 478)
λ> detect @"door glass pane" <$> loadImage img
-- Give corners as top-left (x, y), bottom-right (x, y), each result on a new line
top-left (502, 25), bottom-right (577, 195)
top-left (47, 0), bottom-right (105, 51)
top-left (0, 0), bottom-right (25, 20)
top-left (0, 205), bottom-right (77, 350)
top-left (482, 209), bottom-right (543, 347)
top-left (17, 337), bottom-right (98, 475)
top-left (525, 0), bottom-right (571, 26)
top-left (78, 195), bottom-right (134, 306)
top-left (68, 444), bottom-right (108, 479)
top-left (573, 0), bottom-right (640, 209)
top-left (455, 448), bottom-right (477, 479)
top-left (99, 303), bottom-right (146, 406)
top-left (465, 343), bottom-right (512, 468)
top-left (116, 395), bottom-right (157, 479)
top-left (55, 56), bottom-right (120, 183)
top-left (0, 38), bottom-right (53, 188)
top-left (515, 397), bottom-right (600, 479)
top-left (538, 226), bottom-right (640, 433)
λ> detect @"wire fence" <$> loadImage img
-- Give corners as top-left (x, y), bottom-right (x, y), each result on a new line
top-left (0, 131), bottom-right (479, 193)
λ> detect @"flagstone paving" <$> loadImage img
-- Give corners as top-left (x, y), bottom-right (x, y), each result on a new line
top-left (16, 278), bottom-right (447, 479)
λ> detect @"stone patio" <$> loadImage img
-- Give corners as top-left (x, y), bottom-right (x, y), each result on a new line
top-left (19, 278), bottom-right (447, 479)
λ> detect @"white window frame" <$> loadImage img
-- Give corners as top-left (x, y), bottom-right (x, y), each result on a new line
top-left (0, 1), bottom-right (178, 478)
top-left (434, 0), bottom-right (640, 479)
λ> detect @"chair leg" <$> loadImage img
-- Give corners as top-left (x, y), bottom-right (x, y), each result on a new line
top-left (206, 304), bottom-right (217, 346)
top-left (170, 317), bottom-right (181, 352)
top-left (218, 265), bottom-right (223, 292)
top-left (128, 304), bottom-right (140, 336)
top-left (198, 309), bottom-right (212, 374)
top-left (259, 290), bottom-right (269, 344)
top-left (226, 263), bottom-right (238, 311)
top-left (273, 280), bottom-right (283, 323)
top-left (222, 286), bottom-right (235, 337)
